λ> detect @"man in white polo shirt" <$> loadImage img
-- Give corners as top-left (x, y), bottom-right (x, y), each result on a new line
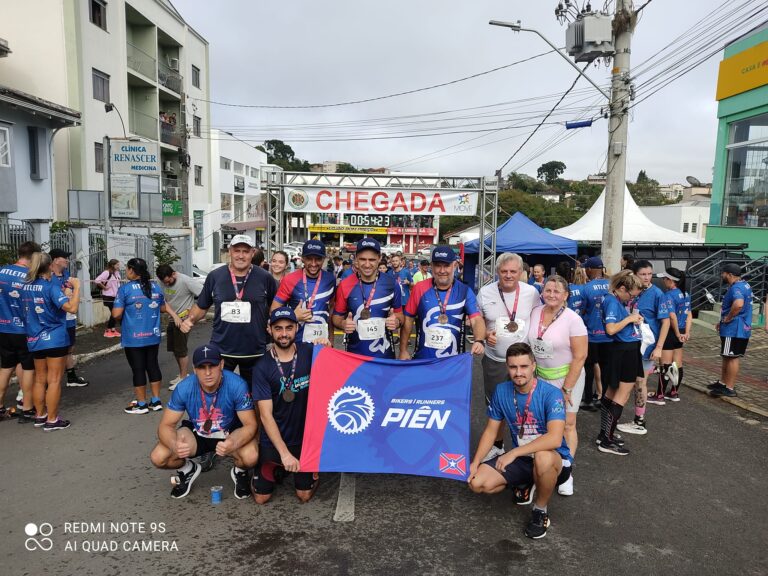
top-left (477, 252), bottom-right (541, 460)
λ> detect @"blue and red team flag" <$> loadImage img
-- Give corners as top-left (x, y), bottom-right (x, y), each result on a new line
top-left (300, 347), bottom-right (472, 481)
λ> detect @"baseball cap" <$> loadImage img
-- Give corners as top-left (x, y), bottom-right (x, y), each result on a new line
top-left (270, 306), bottom-right (298, 324)
top-left (229, 234), bottom-right (255, 248)
top-left (431, 245), bottom-right (457, 263)
top-left (583, 256), bottom-right (605, 269)
top-left (192, 343), bottom-right (222, 367)
top-left (302, 239), bottom-right (326, 257)
top-left (657, 269), bottom-right (681, 282)
top-left (722, 262), bottom-right (742, 276)
top-left (49, 248), bottom-right (71, 259)
top-left (356, 237), bottom-right (381, 254)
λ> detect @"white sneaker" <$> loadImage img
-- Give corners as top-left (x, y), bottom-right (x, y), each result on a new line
top-left (616, 421), bottom-right (648, 435)
top-left (482, 444), bottom-right (505, 462)
top-left (558, 474), bottom-right (574, 496)
top-left (16, 389), bottom-right (23, 403)
top-left (168, 375), bottom-right (183, 391)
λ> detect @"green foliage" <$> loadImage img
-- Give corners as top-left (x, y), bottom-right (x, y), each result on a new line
top-left (0, 244), bottom-right (16, 266)
top-left (151, 232), bottom-right (180, 266)
top-left (335, 162), bottom-right (359, 174)
top-left (628, 170), bottom-right (671, 206)
top-left (536, 161), bottom-right (567, 184)
top-left (261, 139), bottom-right (311, 171)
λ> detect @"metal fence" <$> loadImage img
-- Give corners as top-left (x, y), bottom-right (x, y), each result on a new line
top-left (49, 229), bottom-right (77, 272)
top-left (89, 229), bottom-right (108, 297)
top-left (0, 218), bottom-right (33, 257)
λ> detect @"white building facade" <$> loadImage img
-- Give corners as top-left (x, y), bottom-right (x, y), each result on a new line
top-left (640, 199), bottom-right (711, 241)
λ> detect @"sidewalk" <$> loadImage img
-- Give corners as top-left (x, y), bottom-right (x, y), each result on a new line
top-left (681, 323), bottom-right (768, 418)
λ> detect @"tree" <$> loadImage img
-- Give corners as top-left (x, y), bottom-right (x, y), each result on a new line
top-left (152, 232), bottom-right (180, 266)
top-left (628, 170), bottom-right (669, 206)
top-left (335, 162), bottom-right (359, 174)
top-left (536, 161), bottom-right (566, 184)
top-left (260, 139), bottom-right (311, 171)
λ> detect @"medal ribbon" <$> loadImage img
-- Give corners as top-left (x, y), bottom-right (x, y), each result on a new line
top-left (432, 280), bottom-right (454, 319)
top-left (272, 346), bottom-right (298, 395)
top-left (537, 306), bottom-right (566, 339)
top-left (199, 384), bottom-right (219, 433)
top-left (498, 284), bottom-right (520, 322)
top-left (512, 379), bottom-right (538, 439)
top-left (302, 270), bottom-right (322, 312)
top-left (229, 266), bottom-right (253, 301)
top-left (357, 273), bottom-right (379, 315)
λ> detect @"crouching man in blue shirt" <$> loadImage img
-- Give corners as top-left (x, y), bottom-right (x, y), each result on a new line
top-left (468, 342), bottom-right (572, 540)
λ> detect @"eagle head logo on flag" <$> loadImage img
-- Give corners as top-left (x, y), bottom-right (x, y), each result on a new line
top-left (300, 347), bottom-right (472, 481)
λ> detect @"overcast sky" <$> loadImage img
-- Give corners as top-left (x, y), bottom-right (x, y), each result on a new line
top-left (176, 0), bottom-right (762, 185)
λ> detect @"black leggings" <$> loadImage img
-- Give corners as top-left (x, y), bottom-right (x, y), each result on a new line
top-left (103, 297), bottom-right (117, 329)
top-left (124, 345), bottom-right (162, 387)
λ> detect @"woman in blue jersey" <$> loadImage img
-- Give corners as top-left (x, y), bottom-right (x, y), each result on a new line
top-left (113, 258), bottom-right (180, 415)
top-left (22, 252), bottom-right (81, 431)
top-left (659, 268), bottom-right (692, 401)
top-left (596, 270), bottom-right (644, 456)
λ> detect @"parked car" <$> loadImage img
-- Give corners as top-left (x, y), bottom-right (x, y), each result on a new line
top-left (381, 243), bottom-right (404, 256)
top-left (418, 245), bottom-right (433, 257)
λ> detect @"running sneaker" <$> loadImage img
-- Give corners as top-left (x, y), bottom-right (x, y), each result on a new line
top-left (66, 373), bottom-right (89, 387)
top-left (524, 508), bottom-right (551, 539)
top-left (595, 433), bottom-right (625, 446)
top-left (33, 414), bottom-right (48, 427)
top-left (199, 452), bottom-right (217, 473)
top-left (103, 329), bottom-right (113, 337)
top-left (231, 467), bottom-right (251, 499)
top-left (170, 460), bottom-right (201, 499)
top-left (482, 444), bottom-right (505, 462)
top-left (43, 418), bottom-right (71, 432)
top-left (557, 474), bottom-right (574, 496)
top-left (598, 439), bottom-right (630, 456)
top-left (616, 418), bottom-right (647, 435)
top-left (665, 388), bottom-right (680, 402)
top-left (513, 485), bottom-right (536, 506)
top-left (579, 401), bottom-right (598, 412)
top-left (168, 375), bottom-right (182, 391)
top-left (148, 400), bottom-right (163, 412)
top-left (0, 406), bottom-right (11, 421)
top-left (706, 380), bottom-right (724, 390)
top-left (647, 393), bottom-right (666, 406)
top-left (17, 409), bottom-right (35, 424)
top-left (124, 402), bottom-right (149, 414)
top-left (709, 386), bottom-right (737, 398)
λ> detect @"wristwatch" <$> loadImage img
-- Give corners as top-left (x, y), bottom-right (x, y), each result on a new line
top-left (476, 339), bottom-right (486, 346)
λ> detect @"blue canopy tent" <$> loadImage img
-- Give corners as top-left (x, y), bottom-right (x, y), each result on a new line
top-left (462, 212), bottom-right (578, 288)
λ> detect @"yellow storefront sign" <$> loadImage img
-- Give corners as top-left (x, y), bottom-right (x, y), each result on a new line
top-left (716, 40), bottom-right (768, 101)
top-left (308, 224), bottom-right (388, 234)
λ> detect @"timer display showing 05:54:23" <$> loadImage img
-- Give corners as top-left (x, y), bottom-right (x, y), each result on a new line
top-left (348, 214), bottom-right (391, 227)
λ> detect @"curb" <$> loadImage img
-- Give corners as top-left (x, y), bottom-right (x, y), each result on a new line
top-left (683, 381), bottom-right (768, 419)
top-left (75, 343), bottom-right (123, 364)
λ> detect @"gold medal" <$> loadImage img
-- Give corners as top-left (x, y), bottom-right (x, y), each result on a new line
top-left (282, 389), bottom-right (295, 403)
top-left (438, 314), bottom-right (449, 324)
top-left (360, 308), bottom-right (371, 320)
top-left (507, 321), bottom-right (518, 332)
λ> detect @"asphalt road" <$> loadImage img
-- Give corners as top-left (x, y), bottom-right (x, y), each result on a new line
top-left (2, 330), bottom-right (767, 576)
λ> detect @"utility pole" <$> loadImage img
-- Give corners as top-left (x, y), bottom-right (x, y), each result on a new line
top-left (602, 1), bottom-right (635, 274)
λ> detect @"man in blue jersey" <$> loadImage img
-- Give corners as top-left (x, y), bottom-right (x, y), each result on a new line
top-left (49, 249), bottom-right (89, 388)
top-left (580, 257), bottom-right (609, 411)
top-left (390, 253), bottom-right (413, 307)
top-left (709, 263), bottom-right (753, 398)
top-left (150, 343), bottom-right (259, 499)
top-left (333, 238), bottom-right (403, 359)
top-left (271, 239), bottom-right (335, 344)
top-left (468, 342), bottom-right (572, 540)
top-left (400, 246), bottom-right (486, 360)
top-left (181, 235), bottom-right (277, 385)
top-left (0, 241), bottom-right (41, 421)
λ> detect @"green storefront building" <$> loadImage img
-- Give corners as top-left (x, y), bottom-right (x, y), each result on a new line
top-left (707, 22), bottom-right (768, 257)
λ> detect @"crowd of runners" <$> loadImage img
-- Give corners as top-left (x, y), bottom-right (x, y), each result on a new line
top-left (0, 236), bottom-right (760, 539)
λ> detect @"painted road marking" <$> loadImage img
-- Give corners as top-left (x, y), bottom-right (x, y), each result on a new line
top-left (333, 473), bottom-right (356, 522)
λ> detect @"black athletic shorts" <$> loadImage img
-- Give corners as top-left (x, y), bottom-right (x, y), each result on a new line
top-left (67, 327), bottom-right (76, 347)
top-left (252, 443), bottom-right (317, 494)
top-left (0, 332), bottom-right (34, 370)
top-left (602, 341), bottom-right (643, 389)
top-left (662, 330), bottom-right (683, 350)
top-left (179, 420), bottom-right (224, 458)
top-left (482, 454), bottom-right (571, 488)
top-left (720, 336), bottom-right (749, 358)
top-left (31, 346), bottom-right (69, 360)
top-left (166, 323), bottom-right (189, 358)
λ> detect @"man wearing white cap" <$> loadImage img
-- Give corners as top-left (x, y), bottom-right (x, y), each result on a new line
top-left (181, 235), bottom-right (277, 385)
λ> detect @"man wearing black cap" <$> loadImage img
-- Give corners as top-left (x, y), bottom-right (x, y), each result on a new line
top-left (580, 256), bottom-right (609, 410)
top-left (401, 245), bottom-right (486, 360)
top-left (150, 343), bottom-right (259, 499)
top-left (709, 263), bottom-right (753, 398)
top-left (49, 248), bottom-right (88, 387)
top-left (271, 240), bottom-right (336, 344)
top-left (251, 307), bottom-right (330, 504)
top-left (181, 235), bottom-right (277, 385)
top-left (333, 238), bottom-right (403, 359)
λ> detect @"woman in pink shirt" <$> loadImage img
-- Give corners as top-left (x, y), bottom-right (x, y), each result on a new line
top-left (527, 275), bottom-right (587, 496)
top-left (94, 259), bottom-right (121, 337)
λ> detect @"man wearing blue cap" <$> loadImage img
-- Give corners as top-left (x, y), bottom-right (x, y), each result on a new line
top-left (333, 238), bottom-right (403, 358)
top-left (271, 239), bottom-right (336, 344)
top-left (401, 245), bottom-right (486, 360)
top-left (580, 256), bottom-right (609, 410)
top-left (251, 307), bottom-right (330, 504)
top-left (150, 343), bottom-right (259, 500)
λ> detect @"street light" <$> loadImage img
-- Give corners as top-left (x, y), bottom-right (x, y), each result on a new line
top-left (104, 102), bottom-right (127, 139)
top-left (489, 19), bottom-right (610, 100)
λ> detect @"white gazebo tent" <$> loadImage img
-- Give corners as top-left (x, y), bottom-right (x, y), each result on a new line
top-left (553, 186), bottom-right (705, 243)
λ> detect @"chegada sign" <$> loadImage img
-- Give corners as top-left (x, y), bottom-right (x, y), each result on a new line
top-left (284, 187), bottom-right (477, 216)
top-left (110, 140), bottom-right (159, 175)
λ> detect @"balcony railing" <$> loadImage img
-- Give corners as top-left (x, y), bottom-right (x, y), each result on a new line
top-left (127, 42), bottom-right (156, 80)
top-left (160, 120), bottom-right (182, 146)
top-left (129, 108), bottom-right (158, 140)
top-left (158, 60), bottom-right (182, 94)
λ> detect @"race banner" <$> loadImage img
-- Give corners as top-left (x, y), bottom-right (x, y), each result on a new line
top-left (300, 347), bottom-right (472, 481)
top-left (284, 187), bottom-right (478, 216)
